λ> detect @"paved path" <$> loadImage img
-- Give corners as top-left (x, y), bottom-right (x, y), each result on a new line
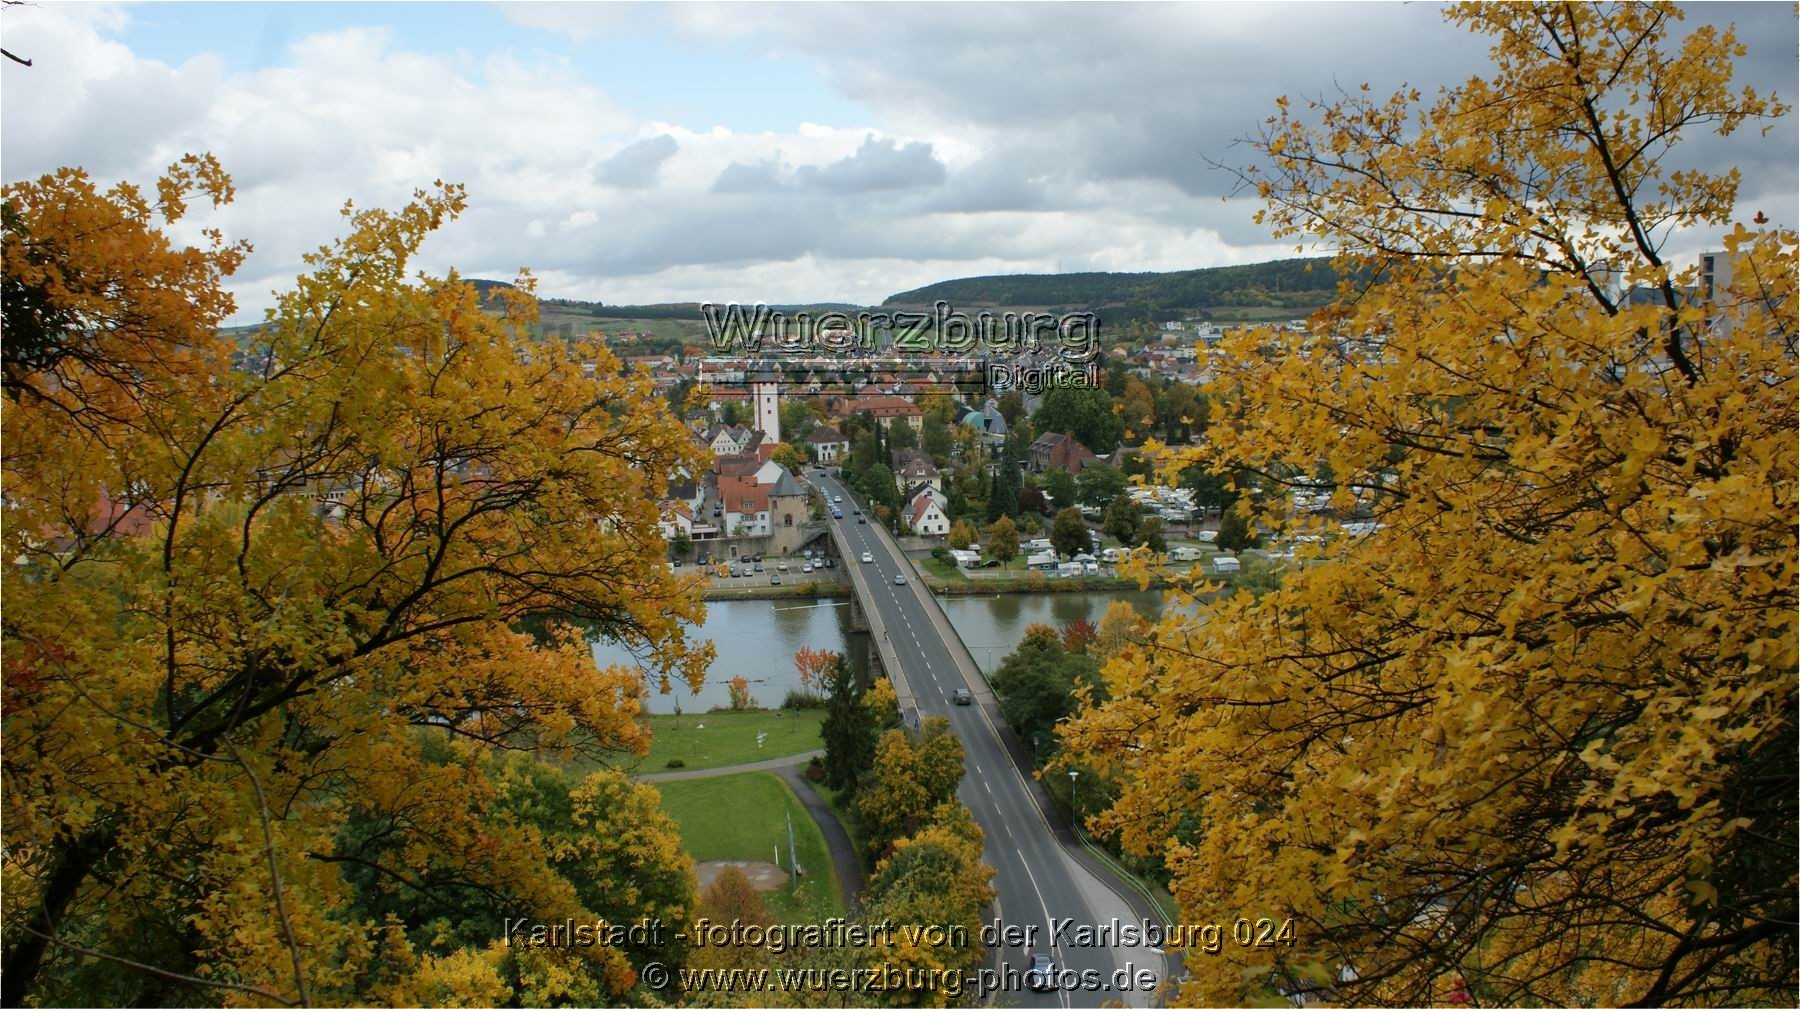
top-left (776, 763), bottom-right (866, 908)
top-left (633, 749), bottom-right (825, 782)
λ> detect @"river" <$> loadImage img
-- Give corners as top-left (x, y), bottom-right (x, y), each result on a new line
top-left (590, 590), bottom-right (1169, 713)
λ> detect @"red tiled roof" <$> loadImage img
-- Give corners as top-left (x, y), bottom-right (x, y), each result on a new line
top-left (718, 475), bottom-right (769, 516)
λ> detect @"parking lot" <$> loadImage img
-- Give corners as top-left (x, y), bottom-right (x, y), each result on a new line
top-left (678, 551), bottom-right (843, 590)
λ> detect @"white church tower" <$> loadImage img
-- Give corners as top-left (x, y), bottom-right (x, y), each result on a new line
top-left (752, 369), bottom-right (781, 443)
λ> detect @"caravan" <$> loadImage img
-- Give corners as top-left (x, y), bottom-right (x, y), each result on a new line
top-left (1170, 546), bottom-right (1202, 562)
top-left (1026, 552), bottom-right (1058, 571)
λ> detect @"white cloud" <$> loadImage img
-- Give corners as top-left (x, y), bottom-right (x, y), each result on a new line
top-left (4, 2), bottom-right (1790, 324)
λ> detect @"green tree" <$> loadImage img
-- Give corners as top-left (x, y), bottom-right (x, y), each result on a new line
top-left (1076, 463), bottom-right (1128, 510)
top-left (987, 515), bottom-right (1019, 564)
top-left (1034, 386), bottom-right (1121, 453)
top-left (991, 626), bottom-right (1098, 757)
top-left (1041, 468), bottom-right (1077, 509)
top-left (1215, 506), bottom-right (1257, 552)
top-left (1136, 515), bottom-right (1167, 554)
top-left (822, 654), bottom-right (878, 793)
top-left (886, 418), bottom-right (919, 453)
top-left (861, 462), bottom-right (901, 515)
top-left (1050, 506), bottom-right (1093, 558)
top-left (921, 414), bottom-right (952, 463)
top-left (1101, 496), bottom-right (1140, 545)
top-left (996, 390), bottom-right (1024, 427)
top-left (780, 398), bottom-right (817, 442)
top-left (987, 459), bottom-right (1020, 521)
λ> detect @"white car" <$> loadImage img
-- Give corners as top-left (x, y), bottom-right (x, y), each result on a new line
top-left (893, 573), bottom-right (906, 585)
top-left (833, 495), bottom-right (843, 503)
top-left (861, 552), bottom-right (874, 563)
top-left (802, 563), bottom-right (813, 573)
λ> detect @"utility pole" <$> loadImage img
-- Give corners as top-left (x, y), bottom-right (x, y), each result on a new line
top-left (786, 810), bottom-right (800, 878)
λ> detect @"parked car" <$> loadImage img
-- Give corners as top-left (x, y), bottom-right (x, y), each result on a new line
top-left (753, 562), bottom-right (764, 572)
top-left (778, 561), bottom-right (789, 572)
top-left (770, 575), bottom-right (782, 585)
top-left (802, 563), bottom-right (813, 573)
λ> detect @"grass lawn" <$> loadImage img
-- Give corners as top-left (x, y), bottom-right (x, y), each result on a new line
top-left (656, 772), bottom-right (842, 924)
top-left (919, 556), bottom-right (966, 581)
top-left (610, 709), bottom-right (825, 774)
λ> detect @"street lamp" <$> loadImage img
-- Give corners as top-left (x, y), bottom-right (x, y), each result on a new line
top-left (1068, 770), bottom-right (1081, 823)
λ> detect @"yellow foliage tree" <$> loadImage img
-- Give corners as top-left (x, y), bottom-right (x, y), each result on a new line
top-left (1, 160), bottom-right (712, 1004)
top-left (1064, 5), bottom-right (1795, 1006)
top-left (1091, 599), bottom-right (1148, 665)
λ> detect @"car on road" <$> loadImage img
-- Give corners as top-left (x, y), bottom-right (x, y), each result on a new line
top-left (857, 516), bottom-right (866, 523)
top-left (892, 573), bottom-right (906, 585)
top-left (952, 688), bottom-right (972, 705)
top-left (1026, 953), bottom-right (1056, 991)
top-left (861, 552), bottom-right (874, 563)
top-left (852, 508), bottom-right (861, 516)
top-left (833, 495), bottom-right (843, 503)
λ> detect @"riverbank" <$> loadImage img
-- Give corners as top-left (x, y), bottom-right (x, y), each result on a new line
top-left (702, 580), bottom-right (850, 601)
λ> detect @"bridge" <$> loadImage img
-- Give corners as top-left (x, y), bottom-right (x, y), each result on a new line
top-left (815, 471), bottom-right (1177, 1009)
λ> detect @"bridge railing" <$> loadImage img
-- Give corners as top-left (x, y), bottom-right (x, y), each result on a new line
top-left (827, 520), bottom-right (921, 729)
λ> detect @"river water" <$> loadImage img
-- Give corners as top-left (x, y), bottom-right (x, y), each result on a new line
top-left (590, 590), bottom-right (1169, 713)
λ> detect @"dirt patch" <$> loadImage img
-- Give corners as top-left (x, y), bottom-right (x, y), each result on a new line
top-left (695, 859), bottom-right (790, 892)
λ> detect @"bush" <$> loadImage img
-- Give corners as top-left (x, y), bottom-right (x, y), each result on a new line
top-left (803, 761), bottom-right (827, 783)
top-left (931, 546), bottom-right (952, 563)
top-left (782, 689), bottom-right (827, 710)
top-left (665, 758), bottom-right (686, 769)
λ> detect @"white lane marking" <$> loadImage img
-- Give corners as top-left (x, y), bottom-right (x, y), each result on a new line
top-left (983, 780), bottom-right (992, 794)
top-left (1016, 857), bottom-right (1071, 1009)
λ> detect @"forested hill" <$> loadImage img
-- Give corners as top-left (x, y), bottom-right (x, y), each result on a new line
top-left (882, 257), bottom-right (1339, 313)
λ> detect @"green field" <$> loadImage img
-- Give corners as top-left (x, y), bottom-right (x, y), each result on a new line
top-left (611, 709), bottom-right (825, 774)
top-left (656, 772), bottom-right (842, 923)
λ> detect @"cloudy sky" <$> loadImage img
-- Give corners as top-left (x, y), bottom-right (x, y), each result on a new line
top-left (3, 2), bottom-right (1793, 323)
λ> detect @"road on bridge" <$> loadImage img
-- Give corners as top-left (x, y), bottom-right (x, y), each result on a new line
top-left (816, 471), bottom-right (1176, 1009)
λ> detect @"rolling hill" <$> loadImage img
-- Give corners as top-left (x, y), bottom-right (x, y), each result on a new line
top-left (882, 257), bottom-right (1340, 317)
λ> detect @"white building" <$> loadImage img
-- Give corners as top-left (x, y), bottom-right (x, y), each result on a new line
top-left (905, 494), bottom-right (950, 537)
top-left (752, 370), bottom-right (781, 443)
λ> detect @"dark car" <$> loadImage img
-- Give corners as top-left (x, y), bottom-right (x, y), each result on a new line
top-left (857, 516), bottom-right (866, 524)
top-left (1026, 953), bottom-right (1056, 991)
top-left (952, 688), bottom-right (972, 705)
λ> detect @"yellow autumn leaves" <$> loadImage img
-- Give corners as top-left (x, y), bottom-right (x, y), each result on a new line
top-left (1063, 4), bottom-right (1796, 1006)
